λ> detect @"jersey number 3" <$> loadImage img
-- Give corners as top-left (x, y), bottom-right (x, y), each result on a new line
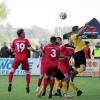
top-left (16, 43), bottom-right (25, 52)
top-left (50, 49), bottom-right (56, 58)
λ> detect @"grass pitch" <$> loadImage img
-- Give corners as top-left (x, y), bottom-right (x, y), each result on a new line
top-left (0, 76), bottom-right (100, 100)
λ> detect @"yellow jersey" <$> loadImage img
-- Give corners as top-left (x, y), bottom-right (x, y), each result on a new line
top-left (70, 33), bottom-right (85, 52)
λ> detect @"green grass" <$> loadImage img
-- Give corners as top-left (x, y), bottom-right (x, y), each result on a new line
top-left (0, 76), bottom-right (100, 100)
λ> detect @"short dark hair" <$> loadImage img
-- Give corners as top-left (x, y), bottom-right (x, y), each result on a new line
top-left (85, 41), bottom-right (90, 45)
top-left (50, 36), bottom-right (57, 43)
top-left (56, 37), bottom-right (62, 41)
top-left (72, 26), bottom-right (79, 32)
top-left (17, 29), bottom-right (24, 37)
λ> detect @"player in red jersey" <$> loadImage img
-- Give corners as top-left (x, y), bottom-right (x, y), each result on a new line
top-left (37, 36), bottom-right (60, 98)
top-left (58, 43), bottom-right (74, 98)
top-left (59, 44), bottom-right (74, 77)
top-left (36, 45), bottom-right (46, 94)
top-left (8, 29), bottom-right (37, 93)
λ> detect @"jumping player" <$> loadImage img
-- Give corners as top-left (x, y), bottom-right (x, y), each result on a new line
top-left (8, 29), bottom-right (37, 93)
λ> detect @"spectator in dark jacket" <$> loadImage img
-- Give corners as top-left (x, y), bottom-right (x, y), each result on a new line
top-left (0, 42), bottom-right (9, 58)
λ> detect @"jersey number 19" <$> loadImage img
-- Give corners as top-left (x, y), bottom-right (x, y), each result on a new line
top-left (16, 43), bottom-right (25, 52)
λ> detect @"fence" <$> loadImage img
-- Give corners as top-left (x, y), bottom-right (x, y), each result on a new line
top-left (0, 58), bottom-right (100, 77)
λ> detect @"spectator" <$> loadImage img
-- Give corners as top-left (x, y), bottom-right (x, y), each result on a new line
top-left (84, 41), bottom-right (91, 59)
top-left (0, 42), bottom-right (9, 58)
top-left (92, 42), bottom-right (100, 59)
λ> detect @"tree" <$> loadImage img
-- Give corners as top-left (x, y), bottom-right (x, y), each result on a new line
top-left (0, 1), bottom-right (8, 20)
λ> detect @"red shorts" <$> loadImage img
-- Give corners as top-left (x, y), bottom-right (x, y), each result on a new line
top-left (12, 57), bottom-right (29, 71)
top-left (45, 66), bottom-right (57, 77)
top-left (58, 61), bottom-right (69, 75)
top-left (45, 61), bottom-right (58, 77)
top-left (40, 58), bottom-right (45, 75)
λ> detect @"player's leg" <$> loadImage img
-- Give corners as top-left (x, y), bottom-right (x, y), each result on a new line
top-left (37, 75), bottom-right (44, 89)
top-left (70, 65), bottom-right (78, 82)
top-left (62, 73), bottom-right (73, 98)
top-left (36, 63), bottom-right (45, 93)
top-left (77, 64), bottom-right (86, 73)
top-left (25, 70), bottom-right (30, 93)
top-left (54, 80), bottom-right (62, 96)
top-left (37, 74), bottom-right (49, 97)
top-left (71, 50), bottom-right (86, 81)
top-left (71, 65), bottom-right (86, 82)
top-left (8, 58), bottom-right (19, 92)
top-left (58, 65), bottom-right (72, 98)
top-left (69, 62), bottom-right (83, 96)
top-left (55, 80), bottom-right (60, 91)
top-left (8, 68), bottom-right (16, 92)
top-left (69, 81), bottom-right (82, 96)
top-left (36, 74), bottom-right (44, 94)
top-left (22, 60), bottom-right (30, 93)
top-left (77, 50), bottom-right (86, 73)
top-left (48, 76), bottom-right (55, 98)
top-left (54, 69), bottom-right (65, 97)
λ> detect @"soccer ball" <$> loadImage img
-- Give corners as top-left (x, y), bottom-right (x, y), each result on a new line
top-left (59, 12), bottom-right (67, 20)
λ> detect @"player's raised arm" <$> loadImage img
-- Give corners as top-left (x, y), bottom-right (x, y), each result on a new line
top-left (77, 24), bottom-right (88, 36)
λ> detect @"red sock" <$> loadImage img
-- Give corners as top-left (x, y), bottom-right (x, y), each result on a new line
top-left (8, 72), bottom-right (14, 83)
top-left (43, 78), bottom-right (49, 90)
top-left (26, 74), bottom-right (30, 88)
top-left (50, 80), bottom-right (55, 90)
top-left (38, 78), bottom-right (42, 87)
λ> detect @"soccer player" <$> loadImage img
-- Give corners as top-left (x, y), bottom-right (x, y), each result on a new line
top-left (36, 45), bottom-right (46, 95)
top-left (54, 36), bottom-right (63, 96)
top-left (70, 25), bottom-right (87, 81)
top-left (55, 38), bottom-right (82, 97)
top-left (8, 29), bottom-right (37, 93)
top-left (58, 42), bottom-right (74, 98)
top-left (37, 36), bottom-right (60, 98)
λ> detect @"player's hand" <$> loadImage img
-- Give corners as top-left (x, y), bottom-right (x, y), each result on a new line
top-left (59, 55), bottom-right (70, 61)
top-left (65, 56), bottom-right (70, 60)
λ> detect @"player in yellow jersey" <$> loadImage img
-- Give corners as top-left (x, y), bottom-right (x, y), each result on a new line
top-left (54, 37), bottom-right (83, 97)
top-left (70, 25), bottom-right (87, 81)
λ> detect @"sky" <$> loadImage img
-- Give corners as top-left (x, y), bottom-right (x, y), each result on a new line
top-left (1, 0), bottom-right (100, 30)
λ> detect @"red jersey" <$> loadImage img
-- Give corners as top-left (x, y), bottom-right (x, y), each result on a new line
top-left (44, 44), bottom-right (60, 66)
top-left (12, 38), bottom-right (31, 58)
top-left (59, 44), bottom-right (74, 63)
top-left (44, 44), bottom-right (60, 60)
top-left (58, 44), bottom-right (74, 74)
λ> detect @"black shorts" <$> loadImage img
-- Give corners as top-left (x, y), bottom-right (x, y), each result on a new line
top-left (55, 69), bottom-right (65, 80)
top-left (73, 50), bottom-right (86, 68)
